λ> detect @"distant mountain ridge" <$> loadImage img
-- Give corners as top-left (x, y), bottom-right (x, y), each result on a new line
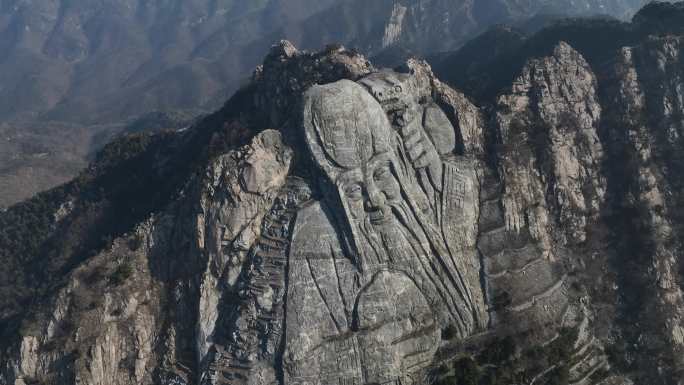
top-left (431, 1), bottom-right (684, 103)
top-left (0, 0), bottom-right (340, 123)
top-left (0, 0), bottom-right (653, 207)
top-left (0, 0), bottom-right (650, 124)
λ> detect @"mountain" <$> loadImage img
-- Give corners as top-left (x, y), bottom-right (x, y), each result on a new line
top-left (431, 1), bottom-right (684, 102)
top-left (0, 0), bottom-right (651, 123)
top-left (0, 0), bottom-right (338, 208)
top-left (0, 0), bottom-right (654, 208)
top-left (0, 0), bottom-right (341, 123)
top-left (1, 2), bottom-right (684, 384)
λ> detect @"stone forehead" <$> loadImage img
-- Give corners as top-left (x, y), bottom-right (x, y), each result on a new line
top-left (303, 79), bottom-right (392, 171)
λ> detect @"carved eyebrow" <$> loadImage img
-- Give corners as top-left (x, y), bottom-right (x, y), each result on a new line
top-left (368, 151), bottom-right (391, 167)
top-left (335, 151), bottom-right (391, 187)
top-left (337, 168), bottom-right (363, 187)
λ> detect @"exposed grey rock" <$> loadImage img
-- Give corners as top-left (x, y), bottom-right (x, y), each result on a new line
top-left (0, 40), bottom-right (577, 385)
top-left (601, 35), bottom-right (684, 382)
top-left (0, 129), bottom-right (293, 385)
top-left (280, 75), bottom-right (486, 384)
top-left (399, 58), bottom-right (486, 156)
top-left (195, 129), bottom-right (293, 364)
top-left (1, 219), bottom-right (164, 385)
top-left (0, 0), bottom-right (656, 209)
top-left (490, 41), bottom-right (609, 381)
top-left (253, 41), bottom-right (374, 129)
top-left (496, 41), bottom-right (606, 247)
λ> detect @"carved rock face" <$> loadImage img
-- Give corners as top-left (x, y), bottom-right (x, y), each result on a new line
top-left (303, 79), bottom-right (408, 232)
top-left (358, 70), bottom-right (424, 113)
top-left (292, 69), bottom-right (487, 384)
top-left (354, 270), bottom-right (439, 384)
top-left (303, 79), bottom-right (393, 175)
top-left (422, 103), bottom-right (457, 155)
top-left (338, 150), bottom-right (401, 225)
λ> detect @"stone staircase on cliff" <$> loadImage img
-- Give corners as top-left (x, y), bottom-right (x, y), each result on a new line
top-left (477, 173), bottom-right (609, 384)
top-left (203, 178), bottom-right (313, 385)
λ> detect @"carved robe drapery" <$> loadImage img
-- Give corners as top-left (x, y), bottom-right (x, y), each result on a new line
top-left (283, 77), bottom-right (486, 385)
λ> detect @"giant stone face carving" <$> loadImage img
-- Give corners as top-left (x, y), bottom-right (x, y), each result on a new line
top-left (303, 79), bottom-right (399, 228)
top-left (282, 75), bottom-right (487, 384)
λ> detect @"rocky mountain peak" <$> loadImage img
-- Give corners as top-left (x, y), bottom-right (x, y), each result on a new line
top-left (252, 40), bottom-right (373, 129)
top-left (0, 38), bottom-right (602, 385)
top-left (496, 41), bottom-right (605, 246)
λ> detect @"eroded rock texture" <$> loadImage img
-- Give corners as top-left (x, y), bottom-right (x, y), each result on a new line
top-left (280, 77), bottom-right (484, 385)
top-left (2, 30), bottom-right (684, 385)
top-left (600, 35), bottom-right (684, 384)
top-left (488, 41), bottom-right (613, 384)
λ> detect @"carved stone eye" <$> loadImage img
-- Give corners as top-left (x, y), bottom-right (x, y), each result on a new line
top-left (344, 183), bottom-right (363, 201)
top-left (374, 164), bottom-right (391, 181)
top-left (394, 85), bottom-right (402, 93)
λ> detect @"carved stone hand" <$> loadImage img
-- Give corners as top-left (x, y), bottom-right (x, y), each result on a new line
top-left (400, 118), bottom-right (443, 185)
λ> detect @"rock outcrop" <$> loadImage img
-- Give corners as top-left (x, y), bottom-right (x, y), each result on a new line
top-left (600, 34), bottom-right (684, 384)
top-left (496, 41), bottom-right (606, 247)
top-left (488, 40), bottom-right (611, 384)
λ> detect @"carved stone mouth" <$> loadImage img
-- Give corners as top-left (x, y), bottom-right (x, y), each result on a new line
top-left (381, 97), bottom-right (400, 105)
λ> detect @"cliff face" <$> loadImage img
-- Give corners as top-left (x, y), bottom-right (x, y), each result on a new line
top-left (2, 4), bottom-right (684, 385)
top-left (599, 34), bottom-right (684, 384)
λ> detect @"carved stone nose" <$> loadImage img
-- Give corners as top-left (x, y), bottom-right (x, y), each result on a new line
top-left (364, 185), bottom-right (386, 211)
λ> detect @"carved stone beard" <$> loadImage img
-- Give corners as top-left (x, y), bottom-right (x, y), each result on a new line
top-left (348, 185), bottom-right (472, 329)
top-left (354, 198), bottom-right (423, 271)
top-left (302, 80), bottom-right (476, 331)
top-left (339, 141), bottom-right (476, 330)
